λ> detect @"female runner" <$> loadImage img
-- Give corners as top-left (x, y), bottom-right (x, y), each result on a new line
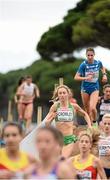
top-left (17, 75), bottom-right (40, 132)
top-left (70, 131), bottom-right (106, 179)
top-left (74, 47), bottom-right (107, 124)
top-left (25, 126), bottom-right (77, 179)
top-left (45, 85), bottom-right (91, 158)
top-left (0, 122), bottom-right (36, 179)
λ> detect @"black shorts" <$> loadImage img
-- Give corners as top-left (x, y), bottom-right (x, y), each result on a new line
top-left (104, 167), bottom-right (110, 178)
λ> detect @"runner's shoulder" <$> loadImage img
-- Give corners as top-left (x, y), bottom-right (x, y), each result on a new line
top-left (93, 155), bottom-right (101, 166)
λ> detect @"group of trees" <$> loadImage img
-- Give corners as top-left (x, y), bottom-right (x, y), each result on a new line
top-left (37, 0), bottom-right (110, 60)
top-left (0, 59), bottom-right (82, 120)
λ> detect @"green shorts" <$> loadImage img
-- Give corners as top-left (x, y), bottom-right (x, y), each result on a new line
top-left (63, 134), bottom-right (78, 145)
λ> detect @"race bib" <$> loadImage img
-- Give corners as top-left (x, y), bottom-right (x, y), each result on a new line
top-left (57, 108), bottom-right (73, 122)
top-left (77, 170), bottom-right (92, 180)
top-left (100, 103), bottom-right (110, 115)
top-left (85, 71), bottom-right (99, 83)
top-left (99, 140), bottom-right (110, 156)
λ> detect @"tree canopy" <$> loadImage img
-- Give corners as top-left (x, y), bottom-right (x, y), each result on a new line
top-left (37, 0), bottom-right (110, 60)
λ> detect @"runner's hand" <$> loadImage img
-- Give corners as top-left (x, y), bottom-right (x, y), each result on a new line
top-left (53, 112), bottom-right (57, 118)
top-left (86, 74), bottom-right (93, 81)
top-left (102, 75), bottom-right (107, 83)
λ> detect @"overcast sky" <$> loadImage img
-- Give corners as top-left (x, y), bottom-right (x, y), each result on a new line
top-left (0, 0), bottom-right (110, 73)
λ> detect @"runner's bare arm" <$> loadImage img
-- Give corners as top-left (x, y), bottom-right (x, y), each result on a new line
top-left (14, 94), bottom-right (18, 103)
top-left (101, 67), bottom-right (107, 83)
top-left (74, 72), bottom-right (92, 81)
top-left (74, 72), bottom-right (85, 81)
top-left (45, 104), bottom-right (57, 126)
top-left (35, 85), bottom-right (40, 98)
top-left (15, 85), bottom-right (25, 103)
top-left (73, 103), bottom-right (92, 128)
top-left (101, 66), bottom-right (107, 74)
top-left (16, 84), bottom-right (25, 96)
top-left (95, 158), bottom-right (107, 179)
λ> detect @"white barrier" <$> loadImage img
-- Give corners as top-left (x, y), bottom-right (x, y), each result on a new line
top-left (20, 120), bottom-right (55, 158)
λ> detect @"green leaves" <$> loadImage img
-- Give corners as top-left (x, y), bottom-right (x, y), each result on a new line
top-left (37, 23), bottom-right (74, 59)
top-left (37, 0), bottom-right (110, 59)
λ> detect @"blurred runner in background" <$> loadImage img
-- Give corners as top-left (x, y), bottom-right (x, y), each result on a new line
top-left (17, 75), bottom-right (40, 133)
top-left (0, 122), bottom-right (36, 179)
top-left (25, 126), bottom-right (77, 180)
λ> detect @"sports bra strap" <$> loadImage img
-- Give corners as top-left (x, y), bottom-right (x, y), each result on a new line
top-left (56, 102), bottom-right (74, 109)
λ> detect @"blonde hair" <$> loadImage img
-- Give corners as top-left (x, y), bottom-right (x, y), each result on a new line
top-left (102, 113), bottom-right (110, 120)
top-left (51, 85), bottom-right (71, 102)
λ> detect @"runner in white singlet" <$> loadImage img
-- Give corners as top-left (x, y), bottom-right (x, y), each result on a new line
top-left (18, 75), bottom-right (40, 132)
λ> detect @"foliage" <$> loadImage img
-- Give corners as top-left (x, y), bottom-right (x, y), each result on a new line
top-left (37, 0), bottom-right (110, 59)
top-left (0, 59), bottom-right (82, 106)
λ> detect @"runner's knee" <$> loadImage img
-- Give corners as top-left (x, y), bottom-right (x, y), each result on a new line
top-left (90, 106), bottom-right (96, 113)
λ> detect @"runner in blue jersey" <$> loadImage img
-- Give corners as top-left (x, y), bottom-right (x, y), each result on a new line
top-left (74, 48), bottom-right (107, 124)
